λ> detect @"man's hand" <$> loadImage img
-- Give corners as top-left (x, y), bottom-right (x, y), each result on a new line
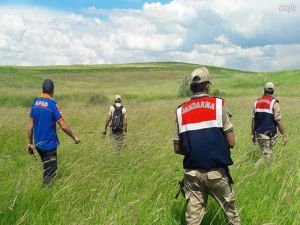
top-left (173, 140), bottom-right (184, 155)
top-left (74, 136), bottom-right (80, 144)
top-left (281, 134), bottom-right (288, 145)
top-left (252, 135), bottom-right (256, 144)
top-left (102, 130), bottom-right (107, 136)
top-left (27, 144), bottom-right (35, 154)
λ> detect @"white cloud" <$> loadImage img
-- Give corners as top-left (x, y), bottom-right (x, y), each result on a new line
top-left (169, 42), bottom-right (300, 71)
top-left (0, 0), bottom-right (299, 71)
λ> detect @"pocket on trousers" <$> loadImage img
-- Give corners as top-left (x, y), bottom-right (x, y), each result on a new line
top-left (207, 170), bottom-right (229, 190)
top-left (224, 192), bottom-right (236, 204)
top-left (185, 169), bottom-right (197, 177)
top-left (184, 190), bottom-right (191, 200)
top-left (207, 170), bottom-right (223, 180)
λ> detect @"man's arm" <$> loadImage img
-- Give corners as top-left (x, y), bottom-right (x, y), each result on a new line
top-left (103, 114), bottom-right (112, 135)
top-left (273, 102), bottom-right (287, 144)
top-left (277, 120), bottom-right (287, 144)
top-left (222, 106), bottom-right (235, 149)
top-left (225, 131), bottom-right (235, 149)
top-left (58, 119), bottom-right (80, 144)
top-left (173, 139), bottom-right (184, 155)
top-left (251, 118), bottom-right (256, 144)
top-left (27, 118), bottom-right (35, 154)
top-left (173, 118), bottom-right (184, 155)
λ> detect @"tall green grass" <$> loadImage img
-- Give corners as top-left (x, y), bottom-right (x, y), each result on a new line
top-left (0, 63), bottom-right (299, 225)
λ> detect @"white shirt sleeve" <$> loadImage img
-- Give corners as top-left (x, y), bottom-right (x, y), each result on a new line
top-left (108, 105), bottom-right (114, 116)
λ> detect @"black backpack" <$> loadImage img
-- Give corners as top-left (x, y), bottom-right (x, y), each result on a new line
top-left (111, 104), bottom-right (124, 133)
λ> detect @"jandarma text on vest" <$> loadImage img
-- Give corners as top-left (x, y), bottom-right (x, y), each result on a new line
top-left (256, 99), bottom-right (271, 104)
top-left (182, 101), bottom-right (215, 114)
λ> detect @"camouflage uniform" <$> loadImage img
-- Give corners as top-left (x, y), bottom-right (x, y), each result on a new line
top-left (174, 93), bottom-right (241, 225)
top-left (253, 98), bottom-right (281, 158)
top-left (184, 168), bottom-right (240, 225)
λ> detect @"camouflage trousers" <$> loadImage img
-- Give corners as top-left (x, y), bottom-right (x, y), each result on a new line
top-left (255, 133), bottom-right (277, 158)
top-left (184, 168), bottom-right (241, 225)
top-left (110, 132), bottom-right (124, 155)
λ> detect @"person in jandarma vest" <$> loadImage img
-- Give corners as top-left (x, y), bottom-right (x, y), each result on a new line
top-left (103, 95), bottom-right (127, 155)
top-left (27, 79), bottom-right (80, 187)
top-left (173, 67), bottom-right (241, 225)
top-left (251, 82), bottom-right (287, 161)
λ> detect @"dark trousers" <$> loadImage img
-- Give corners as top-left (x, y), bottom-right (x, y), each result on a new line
top-left (37, 149), bottom-right (57, 186)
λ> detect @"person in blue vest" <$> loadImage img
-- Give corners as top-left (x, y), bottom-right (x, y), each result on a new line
top-left (251, 82), bottom-right (287, 160)
top-left (174, 67), bottom-right (241, 225)
top-left (27, 79), bottom-right (80, 186)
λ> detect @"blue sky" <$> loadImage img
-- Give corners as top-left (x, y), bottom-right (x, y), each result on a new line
top-left (0, 0), bottom-right (299, 71)
top-left (0, 0), bottom-right (172, 10)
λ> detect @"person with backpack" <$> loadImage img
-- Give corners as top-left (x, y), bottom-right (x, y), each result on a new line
top-left (27, 79), bottom-right (80, 187)
top-left (103, 95), bottom-right (127, 154)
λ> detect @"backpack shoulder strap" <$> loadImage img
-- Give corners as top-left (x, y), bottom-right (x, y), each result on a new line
top-left (113, 104), bottom-right (123, 111)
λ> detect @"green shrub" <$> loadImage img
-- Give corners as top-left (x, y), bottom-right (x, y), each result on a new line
top-left (210, 88), bottom-right (226, 97)
top-left (88, 93), bottom-right (109, 105)
top-left (0, 96), bottom-right (34, 107)
top-left (178, 76), bottom-right (191, 97)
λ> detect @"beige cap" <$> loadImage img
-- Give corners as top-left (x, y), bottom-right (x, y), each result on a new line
top-left (191, 67), bottom-right (211, 84)
top-left (264, 82), bottom-right (275, 90)
top-left (115, 95), bottom-right (121, 101)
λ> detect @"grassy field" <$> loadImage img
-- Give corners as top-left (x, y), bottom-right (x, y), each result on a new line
top-left (0, 62), bottom-right (299, 225)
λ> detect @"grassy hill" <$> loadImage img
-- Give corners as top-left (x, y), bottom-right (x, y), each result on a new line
top-left (0, 62), bottom-right (299, 225)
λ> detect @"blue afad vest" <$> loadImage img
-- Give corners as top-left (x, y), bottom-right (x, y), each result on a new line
top-left (30, 94), bottom-right (63, 151)
top-left (254, 96), bottom-right (278, 136)
top-left (176, 97), bottom-right (233, 170)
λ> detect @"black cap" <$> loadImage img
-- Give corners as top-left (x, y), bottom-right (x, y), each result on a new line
top-left (42, 79), bottom-right (54, 94)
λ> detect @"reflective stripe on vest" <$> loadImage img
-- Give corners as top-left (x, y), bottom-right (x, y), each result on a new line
top-left (177, 97), bottom-right (223, 133)
top-left (254, 96), bottom-right (276, 114)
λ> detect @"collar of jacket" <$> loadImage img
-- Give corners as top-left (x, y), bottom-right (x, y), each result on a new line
top-left (191, 92), bottom-right (209, 99)
top-left (40, 93), bottom-right (52, 99)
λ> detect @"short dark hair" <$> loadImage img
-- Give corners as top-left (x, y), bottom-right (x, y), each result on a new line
top-left (42, 79), bottom-right (54, 94)
top-left (264, 89), bottom-right (274, 95)
top-left (190, 82), bottom-right (209, 94)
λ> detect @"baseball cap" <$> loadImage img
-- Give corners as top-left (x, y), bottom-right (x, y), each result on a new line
top-left (264, 82), bottom-right (275, 90)
top-left (191, 67), bottom-right (211, 84)
top-left (42, 79), bottom-right (54, 93)
top-left (115, 95), bottom-right (121, 101)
